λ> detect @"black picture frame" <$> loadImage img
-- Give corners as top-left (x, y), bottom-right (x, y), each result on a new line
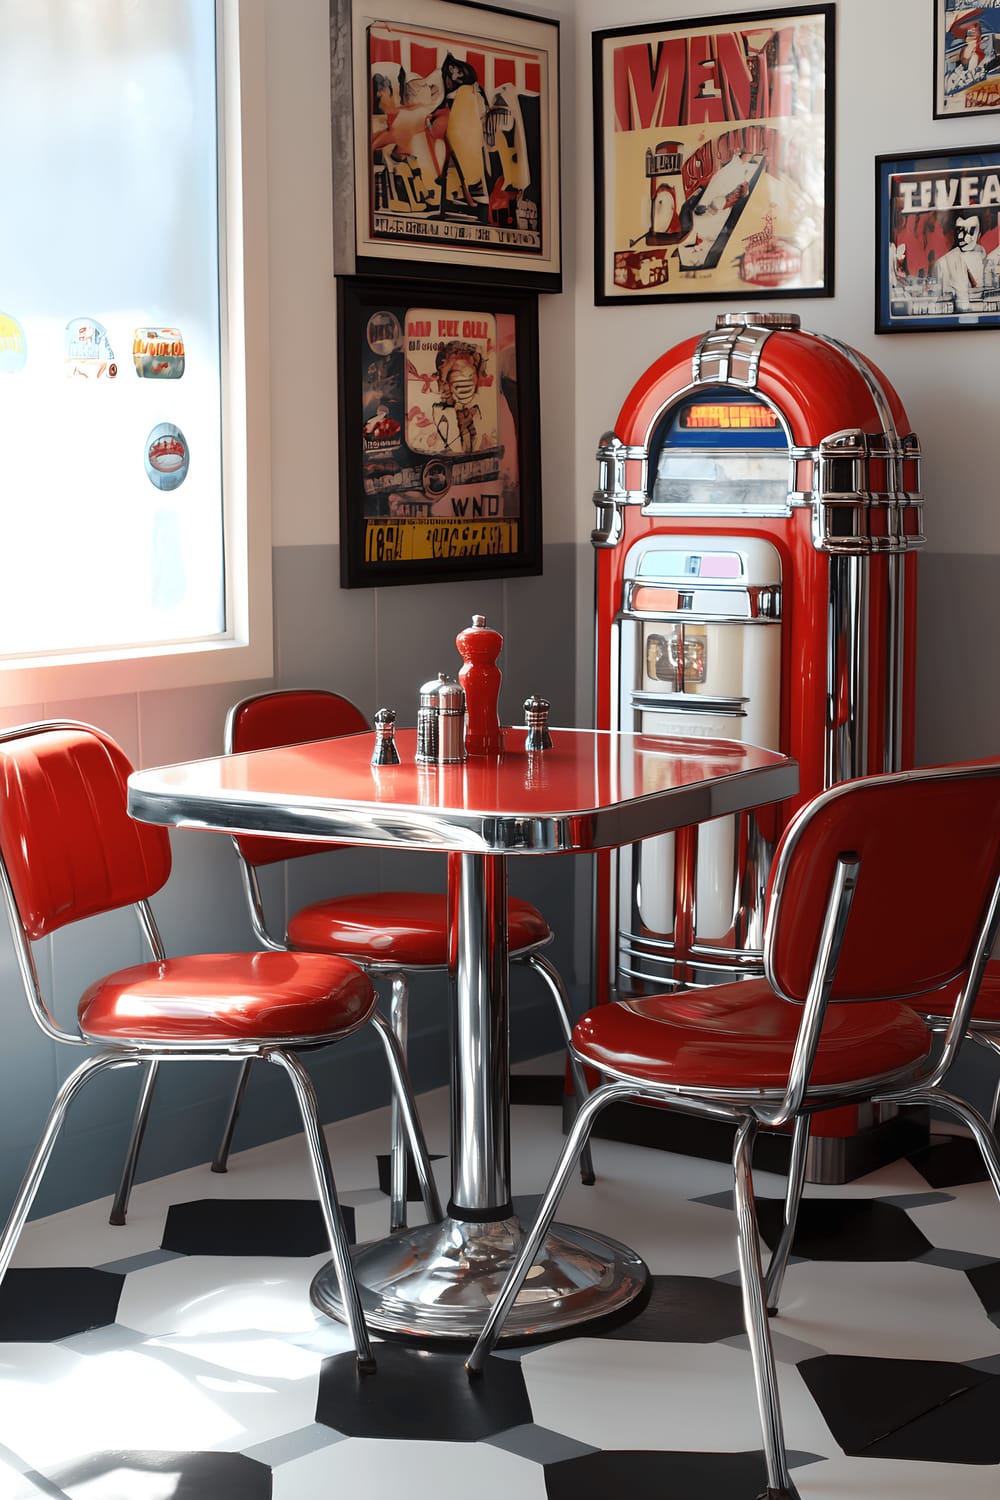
top-left (330, 0), bottom-right (562, 292)
top-left (933, 0), bottom-right (1000, 119)
top-left (592, 5), bottom-right (835, 306)
top-left (337, 276), bottom-right (543, 588)
top-left (875, 144), bottom-right (1000, 333)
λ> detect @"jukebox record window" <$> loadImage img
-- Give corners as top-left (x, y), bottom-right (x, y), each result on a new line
top-left (649, 390), bottom-right (790, 513)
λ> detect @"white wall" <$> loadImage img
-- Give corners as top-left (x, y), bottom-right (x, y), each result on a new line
top-left (561, 0), bottom-right (999, 748)
top-left (265, 0), bottom-right (998, 746)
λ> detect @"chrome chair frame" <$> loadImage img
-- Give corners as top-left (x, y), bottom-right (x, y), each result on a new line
top-left (214, 877), bottom-right (591, 1225)
top-left (0, 720), bottom-right (443, 1371)
top-left (466, 765), bottom-right (1000, 1500)
top-left (107, 690), bottom-right (591, 1231)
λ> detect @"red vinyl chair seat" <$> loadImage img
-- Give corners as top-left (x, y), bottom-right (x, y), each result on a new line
top-left (573, 979), bottom-right (933, 1094)
top-left (287, 890), bottom-right (551, 965)
top-left (78, 951), bottom-right (376, 1044)
top-left (465, 762), bottom-right (1000, 1497)
top-left (0, 720), bottom-right (445, 1372)
top-left (918, 959), bottom-right (1000, 1024)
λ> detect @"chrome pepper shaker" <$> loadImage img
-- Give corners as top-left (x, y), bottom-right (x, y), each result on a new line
top-left (416, 676), bottom-right (442, 764)
top-left (436, 674), bottom-right (466, 764)
top-left (371, 707), bottom-right (401, 766)
top-left (524, 695), bottom-right (553, 752)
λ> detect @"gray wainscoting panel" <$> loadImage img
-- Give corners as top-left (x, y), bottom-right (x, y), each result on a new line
top-left (915, 551), bottom-right (1000, 766)
top-left (914, 551), bottom-right (1000, 1118)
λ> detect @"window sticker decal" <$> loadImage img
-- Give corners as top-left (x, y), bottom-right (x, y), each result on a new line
top-left (144, 423), bottom-right (190, 490)
top-left (0, 311), bottom-right (27, 372)
top-left (64, 318), bottom-right (117, 378)
top-left (133, 326), bottom-right (186, 379)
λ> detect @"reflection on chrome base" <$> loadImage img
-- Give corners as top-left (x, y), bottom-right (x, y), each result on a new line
top-left (310, 1215), bottom-right (648, 1342)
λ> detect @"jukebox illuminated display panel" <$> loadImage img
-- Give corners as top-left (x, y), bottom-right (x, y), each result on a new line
top-left (592, 312), bottom-right (924, 1176)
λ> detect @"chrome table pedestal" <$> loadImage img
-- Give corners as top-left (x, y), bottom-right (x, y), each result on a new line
top-left (126, 725), bottom-right (797, 1344)
top-left (310, 1215), bottom-right (646, 1343)
top-left (310, 851), bottom-right (648, 1342)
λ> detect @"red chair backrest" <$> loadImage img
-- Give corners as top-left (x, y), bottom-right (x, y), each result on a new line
top-left (765, 763), bottom-right (1000, 1004)
top-left (0, 724), bottom-right (173, 940)
top-left (226, 690), bottom-right (369, 867)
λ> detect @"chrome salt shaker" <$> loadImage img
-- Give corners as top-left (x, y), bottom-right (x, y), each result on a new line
top-left (417, 673), bottom-right (466, 764)
top-left (416, 675), bottom-right (441, 764)
top-left (436, 675), bottom-right (466, 764)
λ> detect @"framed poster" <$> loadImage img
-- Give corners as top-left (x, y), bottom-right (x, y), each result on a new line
top-left (330, 0), bottom-right (561, 291)
top-left (875, 145), bottom-right (1000, 332)
top-left (592, 6), bottom-right (835, 305)
top-left (933, 1), bottom-right (1000, 118)
top-left (337, 276), bottom-right (543, 588)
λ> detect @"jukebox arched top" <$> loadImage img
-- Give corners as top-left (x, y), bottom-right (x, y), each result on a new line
top-left (594, 313), bottom-right (923, 555)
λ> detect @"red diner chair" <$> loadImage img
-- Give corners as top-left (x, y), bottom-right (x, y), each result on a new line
top-left (917, 959), bottom-right (1000, 1116)
top-left (0, 720), bottom-right (443, 1373)
top-left (466, 762), bottom-right (1000, 1498)
top-left (200, 688), bottom-right (594, 1231)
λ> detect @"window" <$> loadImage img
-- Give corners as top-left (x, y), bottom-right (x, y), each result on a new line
top-left (0, 0), bottom-right (271, 705)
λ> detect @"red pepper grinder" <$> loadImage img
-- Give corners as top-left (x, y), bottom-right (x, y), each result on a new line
top-left (456, 613), bottom-right (503, 756)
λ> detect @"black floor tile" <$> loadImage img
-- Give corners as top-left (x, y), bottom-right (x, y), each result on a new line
top-left (161, 1198), bottom-right (355, 1257)
top-left (594, 1274), bottom-right (745, 1344)
top-left (0, 1267), bottom-right (124, 1341)
top-left (965, 1257), bottom-right (1000, 1320)
top-left (799, 1353), bottom-right (1000, 1463)
top-left (543, 1447), bottom-right (797, 1499)
top-left (315, 1344), bottom-right (532, 1441)
top-left (510, 1073), bottom-right (566, 1108)
top-left (755, 1197), bottom-right (932, 1261)
top-left (18, 1450), bottom-right (272, 1499)
top-left (907, 1134), bottom-right (990, 1188)
top-left (375, 1150), bottom-right (447, 1202)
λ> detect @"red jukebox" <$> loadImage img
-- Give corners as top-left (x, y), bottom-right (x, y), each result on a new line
top-left (592, 311), bottom-right (925, 1180)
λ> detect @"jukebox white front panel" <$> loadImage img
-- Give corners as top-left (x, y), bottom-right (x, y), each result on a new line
top-left (616, 535), bottom-right (782, 983)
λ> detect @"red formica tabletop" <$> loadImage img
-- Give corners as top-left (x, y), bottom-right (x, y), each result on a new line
top-left (127, 726), bottom-right (799, 854)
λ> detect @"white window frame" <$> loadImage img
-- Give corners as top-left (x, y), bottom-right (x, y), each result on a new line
top-left (0, 0), bottom-right (272, 708)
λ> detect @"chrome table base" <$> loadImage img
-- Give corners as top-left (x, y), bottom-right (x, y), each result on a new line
top-left (310, 1213), bottom-right (648, 1343)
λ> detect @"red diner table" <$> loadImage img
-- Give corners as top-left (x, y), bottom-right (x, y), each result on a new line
top-left (127, 725), bottom-right (797, 1344)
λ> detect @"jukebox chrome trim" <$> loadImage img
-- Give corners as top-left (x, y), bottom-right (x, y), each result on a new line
top-left (826, 553), bottom-right (870, 787)
top-left (593, 433), bottom-right (649, 547)
top-left (622, 584), bottom-right (782, 623)
top-left (691, 312), bottom-right (797, 387)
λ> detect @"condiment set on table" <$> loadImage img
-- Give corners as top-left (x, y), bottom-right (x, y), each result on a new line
top-left (370, 614), bottom-right (550, 767)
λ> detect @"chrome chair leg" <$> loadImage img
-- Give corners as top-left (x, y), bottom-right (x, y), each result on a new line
top-left (371, 1010), bottom-right (443, 1225)
top-left (212, 1057), bottom-right (254, 1173)
top-left (110, 1059), bottom-right (161, 1224)
top-left (466, 1081), bottom-right (634, 1376)
top-left (732, 1116), bottom-right (795, 1500)
top-left (0, 1054), bottom-right (134, 1288)
top-left (524, 951), bottom-right (596, 1186)
top-left (904, 1086), bottom-right (1000, 1201)
top-left (763, 1113), bottom-right (811, 1314)
top-left (386, 972), bottom-right (410, 1231)
top-left (984, 1040), bottom-right (1000, 1131)
top-left (267, 1049), bottom-right (375, 1373)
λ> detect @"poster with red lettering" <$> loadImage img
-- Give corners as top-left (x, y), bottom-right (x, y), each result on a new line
top-left (875, 145), bottom-right (1000, 333)
top-left (336, 277), bottom-right (542, 587)
top-left (593, 7), bottom-right (834, 305)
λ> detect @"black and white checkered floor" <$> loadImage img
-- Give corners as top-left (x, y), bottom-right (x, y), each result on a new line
top-left (2, 1055), bottom-right (1000, 1499)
